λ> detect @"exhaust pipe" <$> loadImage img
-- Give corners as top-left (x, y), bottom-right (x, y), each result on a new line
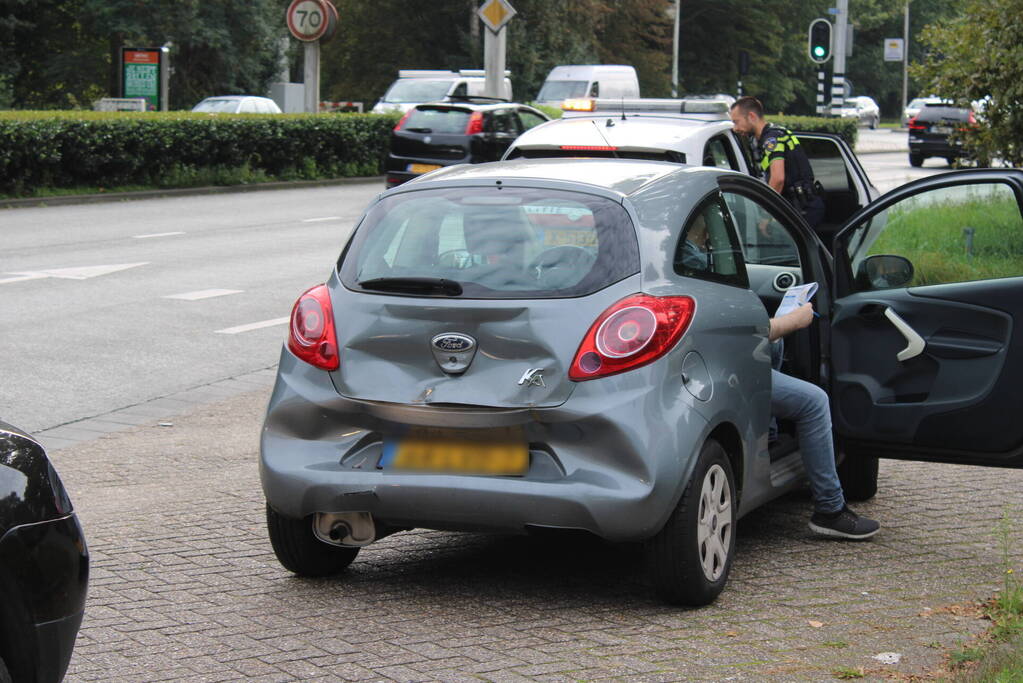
top-left (313, 511), bottom-right (376, 547)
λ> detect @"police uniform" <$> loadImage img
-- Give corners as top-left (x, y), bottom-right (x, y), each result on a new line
top-left (757, 124), bottom-right (826, 229)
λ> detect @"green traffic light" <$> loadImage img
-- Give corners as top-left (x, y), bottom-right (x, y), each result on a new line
top-left (813, 46), bottom-right (825, 58)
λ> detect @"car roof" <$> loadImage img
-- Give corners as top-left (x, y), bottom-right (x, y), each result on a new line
top-left (395, 157), bottom-right (721, 197)
top-left (198, 95), bottom-right (268, 101)
top-left (507, 115), bottom-right (734, 157)
top-left (414, 99), bottom-right (541, 113)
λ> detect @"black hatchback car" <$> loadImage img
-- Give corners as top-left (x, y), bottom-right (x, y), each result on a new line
top-left (385, 98), bottom-right (549, 188)
top-left (1, 422), bottom-right (88, 683)
top-left (908, 103), bottom-right (975, 167)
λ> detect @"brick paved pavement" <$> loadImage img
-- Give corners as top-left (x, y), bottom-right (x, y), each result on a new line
top-left (46, 385), bottom-right (1022, 682)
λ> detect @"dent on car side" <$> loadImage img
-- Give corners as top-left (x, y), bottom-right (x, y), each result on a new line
top-left (0, 423), bottom-right (89, 683)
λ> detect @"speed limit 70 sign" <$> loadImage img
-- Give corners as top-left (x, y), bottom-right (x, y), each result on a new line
top-left (287, 0), bottom-right (337, 42)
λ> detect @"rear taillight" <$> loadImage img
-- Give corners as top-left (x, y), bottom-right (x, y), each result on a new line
top-left (465, 111), bottom-right (484, 135)
top-left (569, 294), bottom-right (695, 381)
top-left (393, 110), bottom-right (412, 131)
top-left (907, 117), bottom-right (925, 131)
top-left (968, 110), bottom-right (977, 124)
top-left (287, 285), bottom-right (339, 371)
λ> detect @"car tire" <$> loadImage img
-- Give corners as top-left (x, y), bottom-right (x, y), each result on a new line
top-left (0, 657), bottom-right (11, 683)
top-left (909, 153), bottom-right (924, 167)
top-left (837, 452), bottom-right (878, 501)
top-left (266, 504), bottom-right (360, 577)
top-left (870, 116), bottom-right (879, 130)
top-left (645, 438), bottom-right (736, 606)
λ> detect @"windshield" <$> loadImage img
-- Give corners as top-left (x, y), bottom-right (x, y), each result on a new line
top-left (193, 99), bottom-right (241, 113)
top-left (382, 79), bottom-right (454, 103)
top-left (536, 80), bottom-right (589, 102)
top-left (339, 186), bottom-right (640, 298)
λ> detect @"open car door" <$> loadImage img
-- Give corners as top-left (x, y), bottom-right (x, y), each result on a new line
top-left (829, 169), bottom-right (1023, 497)
top-left (795, 132), bottom-right (879, 248)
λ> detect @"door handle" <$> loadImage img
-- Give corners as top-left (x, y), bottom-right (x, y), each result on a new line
top-left (883, 307), bottom-right (926, 361)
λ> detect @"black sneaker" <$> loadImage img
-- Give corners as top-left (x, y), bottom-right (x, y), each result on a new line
top-left (809, 506), bottom-right (880, 540)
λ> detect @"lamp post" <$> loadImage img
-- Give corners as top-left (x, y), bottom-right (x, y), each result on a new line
top-left (902, 1), bottom-right (911, 123)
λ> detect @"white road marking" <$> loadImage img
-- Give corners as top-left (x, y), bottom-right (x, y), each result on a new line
top-left (164, 289), bottom-right (243, 301)
top-left (133, 231), bottom-right (185, 239)
top-left (215, 317), bottom-right (289, 334)
top-left (0, 273), bottom-right (49, 285)
top-left (301, 216), bottom-right (342, 223)
top-left (1, 262), bottom-right (149, 283)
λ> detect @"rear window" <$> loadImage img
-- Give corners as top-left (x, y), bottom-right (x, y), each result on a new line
top-left (917, 106), bottom-right (970, 122)
top-left (339, 187), bottom-right (640, 298)
top-left (404, 108), bottom-right (470, 134)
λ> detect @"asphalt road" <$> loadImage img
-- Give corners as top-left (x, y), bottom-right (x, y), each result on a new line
top-left (1, 181), bottom-right (380, 432)
top-left (0, 145), bottom-right (949, 435)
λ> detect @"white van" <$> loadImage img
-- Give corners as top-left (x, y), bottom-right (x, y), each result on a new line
top-left (371, 70), bottom-right (513, 114)
top-left (534, 65), bottom-right (640, 106)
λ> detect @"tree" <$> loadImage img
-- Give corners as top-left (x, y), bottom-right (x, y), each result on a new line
top-left (913, 0), bottom-right (1023, 166)
top-left (80, 0), bottom-right (286, 110)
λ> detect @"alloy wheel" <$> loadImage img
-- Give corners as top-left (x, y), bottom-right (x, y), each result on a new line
top-left (697, 463), bottom-right (733, 581)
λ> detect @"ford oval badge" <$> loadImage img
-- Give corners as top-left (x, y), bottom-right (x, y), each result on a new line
top-left (431, 333), bottom-right (477, 375)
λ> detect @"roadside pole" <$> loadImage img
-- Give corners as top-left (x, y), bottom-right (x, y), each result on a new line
top-left (671, 0), bottom-right (680, 98)
top-left (303, 43), bottom-right (320, 114)
top-left (902, 2), bottom-right (910, 121)
top-left (478, 0), bottom-right (515, 99)
top-left (831, 0), bottom-right (848, 116)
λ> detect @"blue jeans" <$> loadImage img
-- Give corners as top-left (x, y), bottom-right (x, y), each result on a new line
top-left (771, 369), bottom-right (846, 514)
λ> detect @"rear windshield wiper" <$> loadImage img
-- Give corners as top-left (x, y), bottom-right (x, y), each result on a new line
top-left (358, 277), bottom-right (463, 296)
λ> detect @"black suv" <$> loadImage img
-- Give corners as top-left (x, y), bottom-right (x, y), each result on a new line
top-left (385, 98), bottom-right (549, 188)
top-left (908, 103), bottom-right (975, 167)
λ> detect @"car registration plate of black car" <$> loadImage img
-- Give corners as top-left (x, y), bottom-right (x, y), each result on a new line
top-left (408, 163), bottom-right (442, 174)
top-left (382, 427), bottom-right (528, 475)
top-left (932, 125), bottom-right (953, 134)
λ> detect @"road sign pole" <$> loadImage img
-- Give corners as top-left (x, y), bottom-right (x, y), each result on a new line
top-left (304, 42), bottom-right (320, 113)
top-left (478, 0), bottom-right (515, 100)
top-left (483, 26), bottom-right (506, 99)
top-left (831, 0), bottom-right (848, 116)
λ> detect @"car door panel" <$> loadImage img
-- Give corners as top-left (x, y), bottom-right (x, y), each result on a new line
top-left (831, 169), bottom-right (1023, 466)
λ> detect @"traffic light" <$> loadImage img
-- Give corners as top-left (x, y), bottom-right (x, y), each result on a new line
top-left (808, 19), bottom-right (832, 64)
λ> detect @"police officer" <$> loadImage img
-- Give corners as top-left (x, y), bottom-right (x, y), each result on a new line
top-left (729, 96), bottom-right (826, 230)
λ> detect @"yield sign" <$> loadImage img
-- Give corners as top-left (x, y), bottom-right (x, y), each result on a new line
top-left (478, 0), bottom-right (516, 33)
top-left (0, 262), bottom-right (149, 285)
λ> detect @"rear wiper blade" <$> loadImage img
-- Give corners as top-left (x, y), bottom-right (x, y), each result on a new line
top-left (358, 277), bottom-right (463, 296)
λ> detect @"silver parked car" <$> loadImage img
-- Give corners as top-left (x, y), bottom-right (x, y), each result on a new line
top-left (261, 160), bottom-right (1023, 605)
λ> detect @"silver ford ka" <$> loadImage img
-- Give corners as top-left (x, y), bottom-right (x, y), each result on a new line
top-left (261, 158), bottom-right (1023, 605)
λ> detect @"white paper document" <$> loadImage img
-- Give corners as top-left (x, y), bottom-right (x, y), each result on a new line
top-left (774, 282), bottom-right (818, 317)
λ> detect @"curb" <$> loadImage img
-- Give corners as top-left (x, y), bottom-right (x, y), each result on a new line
top-left (0, 175), bottom-right (386, 210)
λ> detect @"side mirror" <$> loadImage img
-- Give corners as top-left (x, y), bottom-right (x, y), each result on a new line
top-left (857, 254), bottom-right (914, 290)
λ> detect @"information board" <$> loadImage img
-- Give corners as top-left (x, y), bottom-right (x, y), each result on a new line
top-left (121, 48), bottom-right (163, 110)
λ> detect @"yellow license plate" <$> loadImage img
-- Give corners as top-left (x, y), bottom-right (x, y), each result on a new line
top-left (408, 163), bottom-right (442, 174)
top-left (386, 428), bottom-right (528, 475)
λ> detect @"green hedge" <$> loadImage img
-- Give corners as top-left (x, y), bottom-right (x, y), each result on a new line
top-left (773, 114), bottom-right (858, 147)
top-left (0, 111), bottom-right (401, 195)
